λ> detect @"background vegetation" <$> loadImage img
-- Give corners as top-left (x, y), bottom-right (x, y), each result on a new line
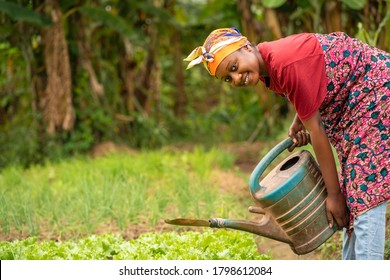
top-left (1, 0), bottom-right (390, 168)
top-left (0, 145), bottom-right (389, 259)
top-left (0, 145), bottom-right (275, 259)
top-left (0, 147), bottom-right (243, 239)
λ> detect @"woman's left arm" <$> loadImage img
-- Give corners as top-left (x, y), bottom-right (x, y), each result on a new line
top-left (301, 110), bottom-right (349, 229)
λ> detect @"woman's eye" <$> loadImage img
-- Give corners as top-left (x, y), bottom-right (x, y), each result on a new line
top-left (224, 76), bottom-right (232, 83)
top-left (231, 64), bottom-right (237, 71)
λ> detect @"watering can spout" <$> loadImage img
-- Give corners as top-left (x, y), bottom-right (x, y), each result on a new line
top-left (165, 212), bottom-right (292, 245)
top-left (209, 215), bottom-right (292, 244)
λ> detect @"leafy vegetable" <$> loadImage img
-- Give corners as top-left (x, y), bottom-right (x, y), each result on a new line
top-left (0, 230), bottom-right (270, 260)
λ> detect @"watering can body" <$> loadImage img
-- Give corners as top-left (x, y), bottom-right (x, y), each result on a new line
top-left (166, 138), bottom-right (337, 255)
top-left (249, 138), bottom-right (336, 255)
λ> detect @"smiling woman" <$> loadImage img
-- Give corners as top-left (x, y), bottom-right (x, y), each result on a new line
top-left (184, 27), bottom-right (390, 260)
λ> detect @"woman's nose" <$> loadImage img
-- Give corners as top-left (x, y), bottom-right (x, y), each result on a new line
top-left (230, 72), bottom-right (242, 87)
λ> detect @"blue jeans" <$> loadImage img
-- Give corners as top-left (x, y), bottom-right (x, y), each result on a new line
top-left (342, 202), bottom-right (388, 260)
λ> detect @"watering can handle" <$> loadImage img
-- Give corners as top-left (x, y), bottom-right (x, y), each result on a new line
top-left (249, 138), bottom-right (294, 195)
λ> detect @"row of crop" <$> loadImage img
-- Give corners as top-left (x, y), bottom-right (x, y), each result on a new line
top-left (0, 230), bottom-right (269, 260)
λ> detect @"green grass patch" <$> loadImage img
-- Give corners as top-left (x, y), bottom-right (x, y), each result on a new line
top-left (0, 146), bottom-right (250, 239)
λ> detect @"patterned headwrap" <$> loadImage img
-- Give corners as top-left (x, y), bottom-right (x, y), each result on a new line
top-left (184, 27), bottom-right (248, 76)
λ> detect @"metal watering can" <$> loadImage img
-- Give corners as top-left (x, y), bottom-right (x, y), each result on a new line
top-left (165, 138), bottom-right (337, 255)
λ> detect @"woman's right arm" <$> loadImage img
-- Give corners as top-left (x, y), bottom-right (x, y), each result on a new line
top-left (300, 111), bottom-right (349, 229)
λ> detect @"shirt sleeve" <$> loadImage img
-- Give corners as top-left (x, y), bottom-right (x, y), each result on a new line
top-left (259, 33), bottom-right (328, 121)
top-left (280, 53), bottom-right (327, 120)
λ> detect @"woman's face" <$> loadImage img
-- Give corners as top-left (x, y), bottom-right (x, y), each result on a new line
top-left (215, 45), bottom-right (265, 87)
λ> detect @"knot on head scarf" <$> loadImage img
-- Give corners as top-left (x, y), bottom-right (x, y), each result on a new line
top-left (184, 27), bottom-right (249, 76)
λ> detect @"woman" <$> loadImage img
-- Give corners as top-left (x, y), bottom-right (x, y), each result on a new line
top-left (184, 27), bottom-right (389, 260)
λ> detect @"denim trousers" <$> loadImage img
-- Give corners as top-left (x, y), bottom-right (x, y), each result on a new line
top-left (342, 202), bottom-right (388, 260)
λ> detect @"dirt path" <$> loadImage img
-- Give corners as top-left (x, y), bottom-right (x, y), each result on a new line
top-left (256, 237), bottom-right (322, 260)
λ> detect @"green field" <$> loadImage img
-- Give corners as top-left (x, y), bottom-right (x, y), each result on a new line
top-left (1, 142), bottom-right (388, 260)
top-left (0, 146), bottom-right (273, 260)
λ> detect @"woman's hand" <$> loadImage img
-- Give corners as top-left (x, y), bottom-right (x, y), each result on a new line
top-left (288, 114), bottom-right (310, 152)
top-left (326, 192), bottom-right (349, 230)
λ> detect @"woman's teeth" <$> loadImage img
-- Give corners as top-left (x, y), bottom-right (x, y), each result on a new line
top-left (244, 73), bottom-right (249, 85)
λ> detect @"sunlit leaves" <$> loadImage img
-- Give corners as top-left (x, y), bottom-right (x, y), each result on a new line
top-left (261, 0), bottom-right (287, 9)
top-left (340, 0), bottom-right (366, 10)
top-left (0, 0), bottom-right (52, 26)
top-left (79, 6), bottom-right (134, 40)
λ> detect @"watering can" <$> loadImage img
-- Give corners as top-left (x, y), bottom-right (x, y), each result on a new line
top-left (165, 138), bottom-right (337, 255)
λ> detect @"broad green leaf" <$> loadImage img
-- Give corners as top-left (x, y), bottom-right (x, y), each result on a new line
top-left (79, 6), bottom-right (134, 39)
top-left (340, 0), bottom-right (366, 10)
top-left (0, 0), bottom-right (51, 26)
top-left (295, 0), bottom-right (311, 8)
top-left (0, 231), bottom-right (270, 260)
top-left (356, 22), bottom-right (370, 45)
top-left (261, 0), bottom-right (287, 9)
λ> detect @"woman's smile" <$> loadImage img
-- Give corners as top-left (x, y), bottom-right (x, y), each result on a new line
top-left (244, 72), bottom-right (250, 85)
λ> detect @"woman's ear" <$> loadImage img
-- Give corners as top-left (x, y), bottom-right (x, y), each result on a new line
top-left (242, 44), bottom-right (254, 52)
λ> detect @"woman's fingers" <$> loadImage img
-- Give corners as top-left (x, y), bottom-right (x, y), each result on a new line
top-left (327, 210), bottom-right (334, 229)
top-left (295, 131), bottom-right (309, 146)
top-left (288, 131), bottom-right (310, 152)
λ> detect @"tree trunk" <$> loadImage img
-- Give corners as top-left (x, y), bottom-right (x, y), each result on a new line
top-left (264, 8), bottom-right (283, 39)
top-left (161, 0), bottom-right (187, 118)
top-left (238, 0), bottom-right (257, 42)
top-left (324, 1), bottom-right (341, 33)
top-left (122, 37), bottom-right (137, 113)
top-left (41, 0), bottom-right (74, 134)
top-left (75, 12), bottom-right (104, 100)
top-left (136, 18), bottom-right (160, 116)
top-left (172, 28), bottom-right (186, 118)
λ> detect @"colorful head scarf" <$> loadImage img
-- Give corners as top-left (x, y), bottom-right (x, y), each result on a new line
top-left (184, 27), bottom-right (248, 76)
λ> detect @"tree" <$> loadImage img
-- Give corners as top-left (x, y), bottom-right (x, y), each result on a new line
top-left (41, 0), bottom-right (74, 134)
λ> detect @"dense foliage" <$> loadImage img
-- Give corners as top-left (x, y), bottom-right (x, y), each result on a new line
top-left (1, 0), bottom-right (390, 168)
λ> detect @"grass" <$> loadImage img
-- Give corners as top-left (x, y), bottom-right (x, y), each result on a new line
top-left (0, 146), bottom-right (251, 240)
top-left (1, 138), bottom-right (388, 260)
